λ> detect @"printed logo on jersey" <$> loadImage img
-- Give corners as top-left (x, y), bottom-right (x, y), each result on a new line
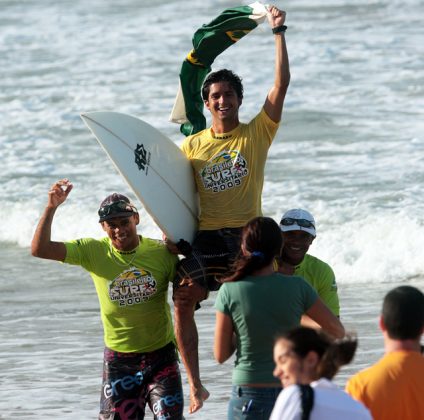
top-left (199, 149), bottom-right (248, 193)
top-left (109, 267), bottom-right (157, 306)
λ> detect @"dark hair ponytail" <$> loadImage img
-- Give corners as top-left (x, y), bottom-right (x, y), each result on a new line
top-left (222, 217), bottom-right (282, 282)
top-left (276, 327), bottom-right (357, 380)
top-left (317, 336), bottom-right (357, 379)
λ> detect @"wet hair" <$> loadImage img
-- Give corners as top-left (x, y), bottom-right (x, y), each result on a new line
top-left (201, 69), bottom-right (244, 101)
top-left (222, 217), bottom-right (282, 283)
top-left (276, 326), bottom-right (358, 380)
top-left (382, 285), bottom-right (424, 340)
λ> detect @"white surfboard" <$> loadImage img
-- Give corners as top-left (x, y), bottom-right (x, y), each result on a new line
top-left (80, 111), bottom-right (199, 242)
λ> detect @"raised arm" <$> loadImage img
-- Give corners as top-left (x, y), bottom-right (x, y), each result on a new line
top-left (305, 297), bottom-right (345, 339)
top-left (214, 311), bottom-right (236, 363)
top-left (31, 179), bottom-right (73, 261)
top-left (263, 5), bottom-right (291, 123)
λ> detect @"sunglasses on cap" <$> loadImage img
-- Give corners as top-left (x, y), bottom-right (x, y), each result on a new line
top-left (98, 200), bottom-right (137, 220)
top-left (280, 218), bottom-right (315, 229)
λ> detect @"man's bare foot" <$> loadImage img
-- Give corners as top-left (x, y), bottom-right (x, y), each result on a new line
top-left (188, 384), bottom-right (210, 414)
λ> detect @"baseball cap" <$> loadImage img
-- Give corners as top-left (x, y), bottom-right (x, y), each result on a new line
top-left (98, 193), bottom-right (138, 222)
top-left (279, 208), bottom-right (316, 237)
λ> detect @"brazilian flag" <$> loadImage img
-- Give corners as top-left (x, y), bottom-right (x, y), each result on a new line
top-left (170, 2), bottom-right (268, 136)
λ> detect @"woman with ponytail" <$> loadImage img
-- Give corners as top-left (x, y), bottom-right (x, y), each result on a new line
top-left (270, 327), bottom-right (371, 420)
top-left (214, 217), bottom-right (344, 420)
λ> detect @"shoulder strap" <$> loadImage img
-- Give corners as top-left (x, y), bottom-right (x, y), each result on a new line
top-left (298, 384), bottom-right (314, 420)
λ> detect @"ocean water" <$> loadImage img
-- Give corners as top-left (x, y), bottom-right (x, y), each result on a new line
top-left (1, 0), bottom-right (423, 418)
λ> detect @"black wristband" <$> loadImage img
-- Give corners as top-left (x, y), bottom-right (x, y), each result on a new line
top-left (272, 25), bottom-right (287, 34)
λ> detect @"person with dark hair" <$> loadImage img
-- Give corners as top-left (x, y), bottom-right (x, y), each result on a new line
top-left (346, 285), bottom-right (424, 420)
top-left (201, 69), bottom-right (244, 102)
top-left (31, 179), bottom-right (184, 420)
top-left (277, 209), bottom-right (340, 327)
top-left (172, 5), bottom-right (291, 413)
top-left (270, 327), bottom-right (371, 420)
top-left (214, 217), bottom-right (344, 419)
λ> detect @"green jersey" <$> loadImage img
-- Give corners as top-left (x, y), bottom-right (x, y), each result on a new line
top-left (64, 236), bottom-right (178, 353)
top-left (294, 254), bottom-right (339, 316)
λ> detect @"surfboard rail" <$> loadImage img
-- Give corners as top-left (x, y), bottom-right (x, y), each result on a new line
top-left (81, 111), bottom-right (199, 242)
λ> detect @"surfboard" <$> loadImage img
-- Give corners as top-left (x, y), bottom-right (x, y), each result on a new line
top-left (80, 111), bottom-right (199, 243)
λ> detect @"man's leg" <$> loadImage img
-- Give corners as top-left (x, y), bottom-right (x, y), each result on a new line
top-left (99, 348), bottom-right (145, 420)
top-left (173, 279), bottom-right (209, 414)
top-left (173, 229), bottom-right (239, 414)
top-left (147, 343), bottom-right (184, 419)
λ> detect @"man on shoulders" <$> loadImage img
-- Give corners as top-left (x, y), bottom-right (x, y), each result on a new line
top-left (346, 285), bottom-right (424, 420)
top-left (172, 5), bottom-right (291, 413)
top-left (277, 208), bottom-right (340, 326)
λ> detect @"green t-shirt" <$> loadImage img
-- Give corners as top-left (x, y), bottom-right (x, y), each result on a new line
top-left (294, 254), bottom-right (339, 316)
top-left (64, 236), bottom-right (178, 353)
top-left (215, 273), bottom-right (318, 385)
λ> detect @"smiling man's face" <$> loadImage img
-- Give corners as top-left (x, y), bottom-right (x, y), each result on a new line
top-left (281, 230), bottom-right (314, 266)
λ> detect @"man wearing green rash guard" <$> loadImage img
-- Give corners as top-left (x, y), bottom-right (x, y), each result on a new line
top-left (31, 179), bottom-right (184, 419)
top-left (277, 208), bottom-right (340, 326)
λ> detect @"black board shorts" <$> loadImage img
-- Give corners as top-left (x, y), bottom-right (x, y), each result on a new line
top-left (174, 227), bottom-right (242, 292)
top-left (99, 342), bottom-right (183, 419)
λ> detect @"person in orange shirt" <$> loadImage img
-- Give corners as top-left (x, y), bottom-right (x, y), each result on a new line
top-left (345, 285), bottom-right (424, 420)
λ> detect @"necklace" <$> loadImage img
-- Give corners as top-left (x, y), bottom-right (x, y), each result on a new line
top-left (109, 237), bottom-right (140, 267)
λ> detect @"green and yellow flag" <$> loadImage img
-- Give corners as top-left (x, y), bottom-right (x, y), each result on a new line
top-left (170, 2), bottom-right (268, 136)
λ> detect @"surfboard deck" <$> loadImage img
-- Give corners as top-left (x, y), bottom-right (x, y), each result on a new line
top-left (81, 111), bottom-right (198, 243)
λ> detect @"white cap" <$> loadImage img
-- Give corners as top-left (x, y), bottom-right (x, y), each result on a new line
top-left (279, 208), bottom-right (316, 237)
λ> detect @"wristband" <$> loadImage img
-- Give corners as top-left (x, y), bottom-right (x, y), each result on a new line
top-left (272, 25), bottom-right (287, 34)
